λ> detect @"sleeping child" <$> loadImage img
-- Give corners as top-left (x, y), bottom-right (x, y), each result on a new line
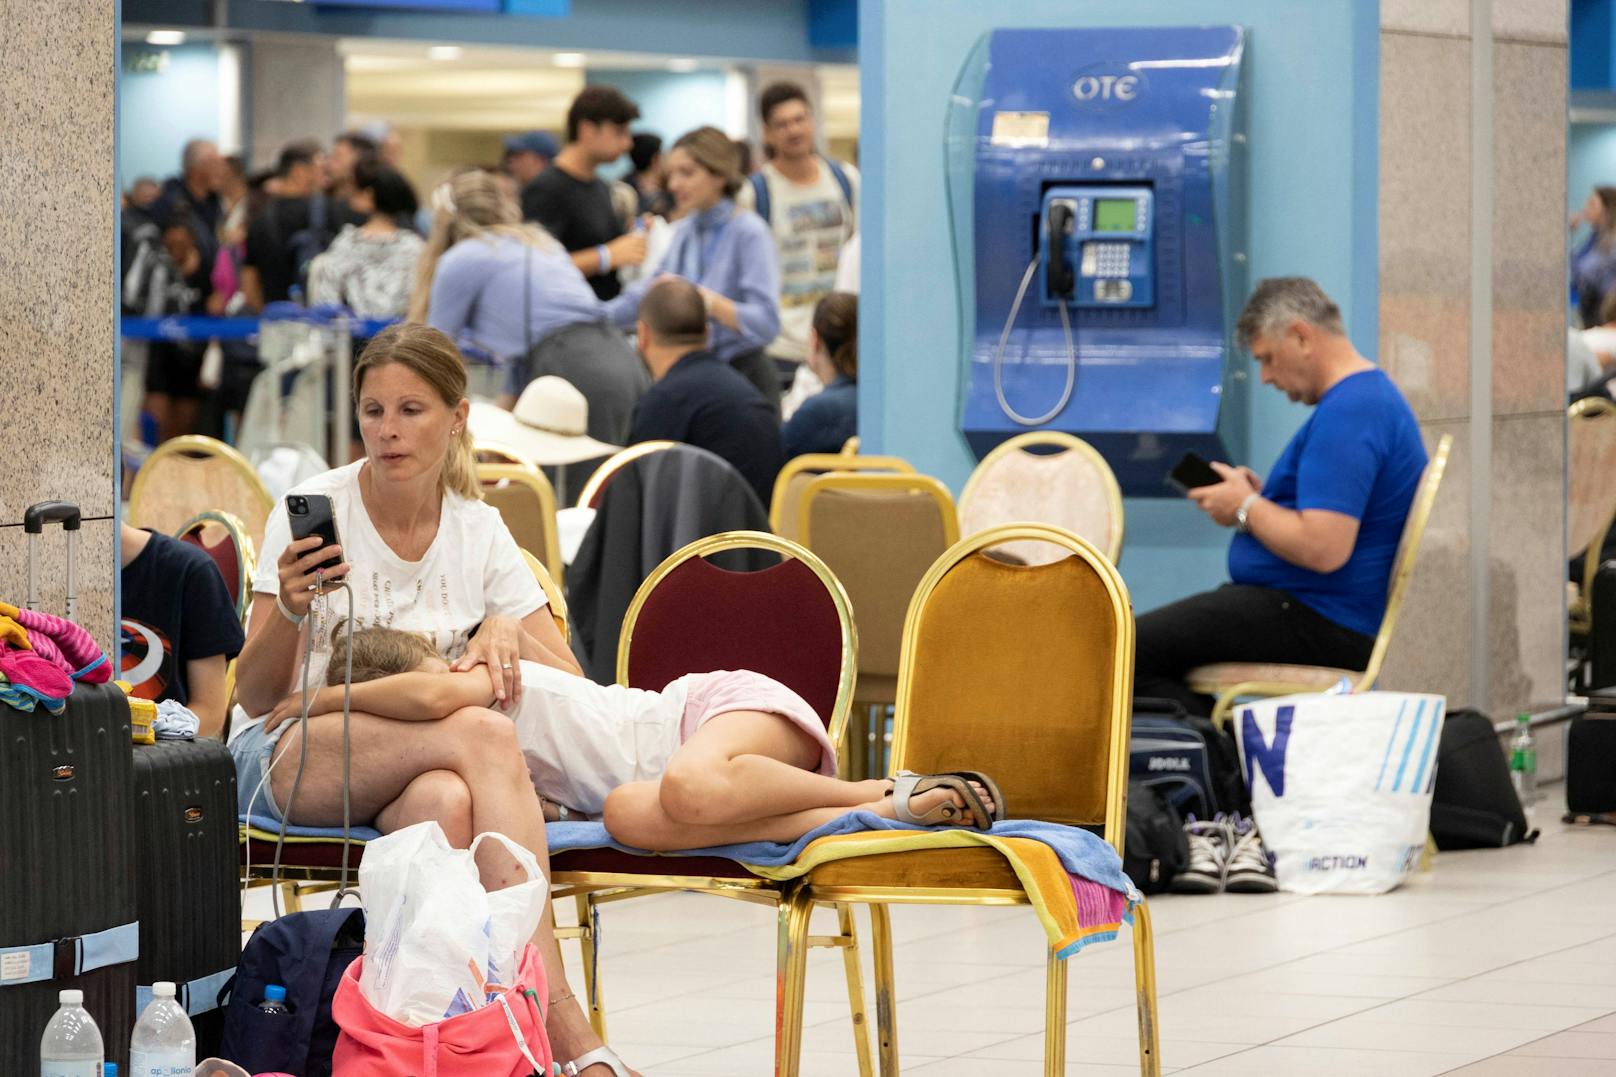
top-left (264, 623), bottom-right (1002, 851)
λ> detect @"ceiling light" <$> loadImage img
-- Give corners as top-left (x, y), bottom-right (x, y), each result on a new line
top-left (428, 45), bottom-right (463, 61)
top-left (145, 30), bottom-right (186, 46)
top-left (666, 58), bottom-right (700, 73)
top-left (553, 52), bottom-right (586, 68)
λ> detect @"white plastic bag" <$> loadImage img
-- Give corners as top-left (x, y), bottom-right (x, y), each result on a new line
top-left (1236, 692), bottom-right (1445, 895)
top-left (357, 822), bottom-right (547, 1025)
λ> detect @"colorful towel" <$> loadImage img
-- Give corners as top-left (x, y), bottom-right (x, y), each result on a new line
top-left (3, 602), bottom-right (112, 684)
top-left (548, 812), bottom-right (1139, 959)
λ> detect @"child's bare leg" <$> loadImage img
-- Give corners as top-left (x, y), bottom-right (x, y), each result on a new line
top-left (656, 710), bottom-right (887, 826)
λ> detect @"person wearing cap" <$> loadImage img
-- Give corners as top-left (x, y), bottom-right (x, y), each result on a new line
top-left (410, 168), bottom-right (648, 446)
top-left (603, 125), bottom-right (783, 408)
top-left (505, 130), bottom-right (559, 196)
top-left (625, 277), bottom-right (782, 505)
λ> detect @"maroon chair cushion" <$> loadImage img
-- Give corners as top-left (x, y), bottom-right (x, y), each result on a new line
top-left (550, 847), bottom-right (754, 879)
top-left (240, 840), bottom-right (366, 871)
top-left (623, 555), bottom-right (843, 726)
top-left (182, 527), bottom-right (241, 600)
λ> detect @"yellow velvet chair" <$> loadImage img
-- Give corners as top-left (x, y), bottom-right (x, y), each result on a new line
top-left (1567, 398), bottom-right (1616, 635)
top-left (798, 471), bottom-right (960, 779)
top-left (1186, 433), bottom-right (1453, 727)
top-left (959, 431), bottom-right (1125, 565)
top-left (480, 461), bottom-right (565, 586)
top-left (775, 524), bottom-right (1161, 1077)
top-left (769, 452), bottom-right (917, 542)
top-left (129, 435), bottom-right (276, 551)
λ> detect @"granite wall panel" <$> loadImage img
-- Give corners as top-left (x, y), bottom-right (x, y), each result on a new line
top-left (0, 0), bottom-right (116, 647)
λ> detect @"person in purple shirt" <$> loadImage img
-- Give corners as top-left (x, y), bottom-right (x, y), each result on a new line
top-left (604, 126), bottom-right (783, 408)
top-left (412, 168), bottom-right (647, 445)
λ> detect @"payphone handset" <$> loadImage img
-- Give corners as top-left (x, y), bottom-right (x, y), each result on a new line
top-left (1040, 185), bottom-right (1156, 309)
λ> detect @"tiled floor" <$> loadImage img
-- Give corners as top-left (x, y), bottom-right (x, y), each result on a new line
top-left (244, 788), bottom-right (1616, 1074)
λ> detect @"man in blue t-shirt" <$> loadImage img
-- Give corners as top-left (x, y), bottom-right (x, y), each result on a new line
top-left (1136, 278), bottom-right (1427, 893)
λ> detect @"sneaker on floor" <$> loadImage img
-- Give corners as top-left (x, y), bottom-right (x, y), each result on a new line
top-left (1171, 815), bottom-right (1230, 894)
top-left (1224, 815), bottom-right (1278, 894)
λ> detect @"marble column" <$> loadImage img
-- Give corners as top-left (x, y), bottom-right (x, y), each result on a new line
top-left (1377, 0), bottom-right (1568, 715)
top-left (0, 0), bottom-right (117, 650)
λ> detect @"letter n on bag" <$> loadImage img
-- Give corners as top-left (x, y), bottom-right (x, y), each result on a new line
top-left (1241, 704), bottom-right (1294, 797)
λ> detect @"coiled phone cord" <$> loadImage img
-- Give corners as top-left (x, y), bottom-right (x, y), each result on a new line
top-left (992, 255), bottom-right (1077, 427)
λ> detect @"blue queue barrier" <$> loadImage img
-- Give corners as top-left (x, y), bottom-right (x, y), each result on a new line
top-left (119, 313), bottom-right (399, 342)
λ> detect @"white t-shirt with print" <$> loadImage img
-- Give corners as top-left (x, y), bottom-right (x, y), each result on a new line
top-left (229, 460), bottom-right (547, 741)
top-left (738, 156), bottom-right (859, 364)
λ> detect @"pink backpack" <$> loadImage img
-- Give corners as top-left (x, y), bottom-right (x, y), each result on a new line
top-left (331, 943), bottom-right (552, 1077)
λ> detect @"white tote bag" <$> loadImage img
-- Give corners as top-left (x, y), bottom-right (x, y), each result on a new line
top-left (1236, 692), bottom-right (1446, 895)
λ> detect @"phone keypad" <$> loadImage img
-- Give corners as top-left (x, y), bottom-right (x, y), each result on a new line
top-left (1082, 241), bottom-right (1132, 278)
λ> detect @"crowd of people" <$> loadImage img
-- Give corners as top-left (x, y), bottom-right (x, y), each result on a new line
top-left (121, 79), bottom-right (861, 492)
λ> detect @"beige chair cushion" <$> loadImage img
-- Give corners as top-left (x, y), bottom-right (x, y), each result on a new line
top-left (1569, 406), bottom-right (1616, 558)
top-left (960, 447), bottom-right (1117, 564)
top-left (1186, 662), bottom-right (1362, 693)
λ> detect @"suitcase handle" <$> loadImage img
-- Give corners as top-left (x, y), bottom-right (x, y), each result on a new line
top-left (24, 501), bottom-right (80, 533)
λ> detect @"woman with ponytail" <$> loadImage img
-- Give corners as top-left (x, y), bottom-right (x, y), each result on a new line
top-left (781, 291), bottom-right (858, 457)
top-left (411, 168), bottom-right (647, 445)
top-left (230, 323), bottom-right (640, 1076)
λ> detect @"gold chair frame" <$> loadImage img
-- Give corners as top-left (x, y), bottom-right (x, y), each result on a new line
top-left (797, 471), bottom-right (961, 780)
top-left (768, 452), bottom-right (917, 535)
top-left (1187, 433), bottom-right (1454, 727)
top-left (958, 430), bottom-right (1126, 564)
top-left (1568, 398), bottom-right (1616, 634)
top-left (480, 461), bottom-right (565, 586)
top-left (776, 524), bottom-right (1160, 1076)
top-left (840, 436), bottom-right (861, 455)
top-left (574, 440), bottom-right (678, 509)
top-left (547, 530), bottom-right (878, 1074)
top-left (175, 509), bottom-right (258, 625)
top-left (129, 434), bottom-right (275, 547)
top-left (519, 548), bottom-right (570, 643)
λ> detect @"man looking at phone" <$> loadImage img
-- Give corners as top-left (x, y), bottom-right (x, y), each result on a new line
top-left (1137, 276), bottom-right (1427, 713)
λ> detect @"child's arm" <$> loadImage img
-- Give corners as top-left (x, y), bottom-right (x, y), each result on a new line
top-left (264, 669), bottom-right (498, 732)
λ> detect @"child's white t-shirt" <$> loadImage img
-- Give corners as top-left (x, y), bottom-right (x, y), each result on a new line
top-left (230, 460), bottom-right (546, 740)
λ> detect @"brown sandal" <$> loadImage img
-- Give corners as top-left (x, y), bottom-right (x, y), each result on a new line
top-left (889, 771), bottom-right (1004, 831)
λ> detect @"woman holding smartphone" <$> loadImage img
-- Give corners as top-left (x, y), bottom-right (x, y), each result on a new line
top-left (229, 322), bottom-right (638, 1077)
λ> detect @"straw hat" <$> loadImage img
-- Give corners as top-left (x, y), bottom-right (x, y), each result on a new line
top-left (468, 376), bottom-right (619, 466)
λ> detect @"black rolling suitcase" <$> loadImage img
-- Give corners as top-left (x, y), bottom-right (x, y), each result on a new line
top-left (132, 737), bottom-right (241, 1056)
top-left (0, 502), bottom-right (139, 1072)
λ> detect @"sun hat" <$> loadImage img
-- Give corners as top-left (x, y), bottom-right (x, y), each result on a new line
top-left (468, 376), bottom-right (620, 466)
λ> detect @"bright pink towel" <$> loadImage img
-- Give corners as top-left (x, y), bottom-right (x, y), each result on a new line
top-left (14, 608), bottom-right (111, 683)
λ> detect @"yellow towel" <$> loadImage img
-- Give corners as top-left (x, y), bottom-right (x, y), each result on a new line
top-left (746, 829), bottom-right (1131, 958)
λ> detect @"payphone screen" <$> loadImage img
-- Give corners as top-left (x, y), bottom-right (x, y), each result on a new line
top-left (1093, 199), bottom-right (1136, 234)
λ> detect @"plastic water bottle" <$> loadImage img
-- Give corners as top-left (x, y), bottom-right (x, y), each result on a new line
top-left (257, 984), bottom-right (290, 1015)
top-left (39, 989), bottom-right (103, 1077)
top-left (129, 982), bottom-right (194, 1077)
top-left (1509, 713), bottom-right (1538, 807)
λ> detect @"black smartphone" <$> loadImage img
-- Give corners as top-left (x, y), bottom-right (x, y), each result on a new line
top-left (286, 493), bottom-right (344, 566)
top-left (1167, 452), bottom-right (1223, 494)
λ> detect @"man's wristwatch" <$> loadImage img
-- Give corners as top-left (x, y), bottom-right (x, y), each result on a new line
top-left (1235, 493), bottom-right (1260, 534)
top-left (562, 1046), bottom-right (630, 1076)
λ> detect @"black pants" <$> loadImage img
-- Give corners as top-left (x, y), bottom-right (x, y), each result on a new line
top-left (729, 349), bottom-right (782, 410)
top-left (1134, 584), bottom-right (1375, 717)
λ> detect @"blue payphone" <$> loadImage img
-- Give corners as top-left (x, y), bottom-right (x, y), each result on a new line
top-left (948, 27), bottom-right (1248, 495)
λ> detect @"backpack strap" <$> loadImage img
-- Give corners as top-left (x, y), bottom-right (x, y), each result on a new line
top-left (825, 157), bottom-right (854, 215)
top-left (749, 172), bottom-right (771, 227)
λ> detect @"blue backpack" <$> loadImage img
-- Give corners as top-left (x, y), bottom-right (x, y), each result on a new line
top-left (219, 908), bottom-right (364, 1077)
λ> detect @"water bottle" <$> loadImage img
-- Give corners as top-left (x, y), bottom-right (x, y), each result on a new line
top-left (129, 981), bottom-right (194, 1077)
top-left (39, 989), bottom-right (103, 1077)
top-left (1509, 713), bottom-right (1538, 808)
top-left (257, 984), bottom-right (290, 1015)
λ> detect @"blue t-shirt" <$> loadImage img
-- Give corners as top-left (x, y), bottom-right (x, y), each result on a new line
top-left (1227, 368), bottom-right (1427, 638)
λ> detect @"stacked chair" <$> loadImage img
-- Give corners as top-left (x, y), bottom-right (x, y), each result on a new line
top-left (958, 431), bottom-right (1124, 565)
top-left (769, 452), bottom-right (916, 543)
top-left (129, 435), bottom-right (276, 551)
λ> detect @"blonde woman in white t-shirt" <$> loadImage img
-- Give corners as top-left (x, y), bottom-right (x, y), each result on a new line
top-left (230, 323), bottom-right (639, 1076)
